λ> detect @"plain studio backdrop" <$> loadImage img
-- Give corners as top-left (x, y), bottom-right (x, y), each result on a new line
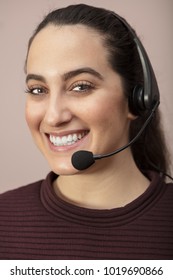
top-left (0, 0), bottom-right (172, 193)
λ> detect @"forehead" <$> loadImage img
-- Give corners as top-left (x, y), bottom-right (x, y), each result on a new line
top-left (30, 23), bottom-right (105, 48)
top-left (26, 24), bottom-right (110, 72)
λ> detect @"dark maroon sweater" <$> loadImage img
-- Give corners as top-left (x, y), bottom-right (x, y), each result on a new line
top-left (0, 171), bottom-right (173, 260)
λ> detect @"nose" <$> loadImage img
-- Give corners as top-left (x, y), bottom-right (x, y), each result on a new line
top-left (43, 94), bottom-right (73, 127)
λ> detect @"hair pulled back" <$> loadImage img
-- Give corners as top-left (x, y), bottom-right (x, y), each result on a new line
top-left (26, 4), bottom-right (170, 176)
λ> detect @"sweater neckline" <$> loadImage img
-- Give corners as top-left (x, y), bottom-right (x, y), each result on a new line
top-left (40, 171), bottom-right (165, 228)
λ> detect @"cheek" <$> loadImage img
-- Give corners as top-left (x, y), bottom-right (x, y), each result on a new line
top-left (83, 94), bottom-right (128, 130)
top-left (25, 101), bottom-right (43, 133)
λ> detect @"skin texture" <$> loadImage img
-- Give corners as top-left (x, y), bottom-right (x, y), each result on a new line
top-left (25, 24), bottom-right (149, 209)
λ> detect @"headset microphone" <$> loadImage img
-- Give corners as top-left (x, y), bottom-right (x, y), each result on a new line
top-left (71, 101), bottom-right (159, 171)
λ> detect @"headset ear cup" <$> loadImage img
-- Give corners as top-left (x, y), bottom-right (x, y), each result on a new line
top-left (129, 85), bottom-right (145, 116)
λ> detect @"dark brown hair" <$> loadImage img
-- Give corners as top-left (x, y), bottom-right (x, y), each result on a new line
top-left (26, 4), bottom-right (171, 176)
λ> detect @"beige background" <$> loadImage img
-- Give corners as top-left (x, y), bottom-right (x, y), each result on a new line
top-left (0, 0), bottom-right (172, 193)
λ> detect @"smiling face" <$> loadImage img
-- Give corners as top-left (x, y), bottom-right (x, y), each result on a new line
top-left (25, 24), bottom-right (134, 175)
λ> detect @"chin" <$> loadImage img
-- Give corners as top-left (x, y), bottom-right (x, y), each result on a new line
top-left (50, 162), bottom-right (79, 176)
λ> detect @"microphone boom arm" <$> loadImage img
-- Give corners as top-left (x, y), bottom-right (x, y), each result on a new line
top-left (94, 100), bottom-right (160, 160)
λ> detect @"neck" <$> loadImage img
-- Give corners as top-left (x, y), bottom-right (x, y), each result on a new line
top-left (53, 150), bottom-right (150, 209)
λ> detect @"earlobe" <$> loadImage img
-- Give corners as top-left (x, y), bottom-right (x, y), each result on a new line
top-left (127, 111), bottom-right (138, 121)
top-left (124, 101), bottom-right (138, 121)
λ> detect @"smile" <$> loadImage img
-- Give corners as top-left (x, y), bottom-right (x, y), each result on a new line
top-left (49, 131), bottom-right (88, 147)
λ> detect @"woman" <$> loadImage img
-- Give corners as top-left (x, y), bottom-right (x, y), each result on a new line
top-left (0, 4), bottom-right (172, 260)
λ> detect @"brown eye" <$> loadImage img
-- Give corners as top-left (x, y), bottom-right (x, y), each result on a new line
top-left (25, 86), bottom-right (47, 95)
top-left (70, 81), bottom-right (95, 93)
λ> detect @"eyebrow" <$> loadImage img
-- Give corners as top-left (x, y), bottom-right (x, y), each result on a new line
top-left (25, 74), bottom-right (46, 84)
top-left (63, 67), bottom-right (104, 81)
top-left (25, 67), bottom-right (104, 84)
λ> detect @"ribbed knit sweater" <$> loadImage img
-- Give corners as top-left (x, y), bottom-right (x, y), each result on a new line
top-left (0, 171), bottom-right (173, 260)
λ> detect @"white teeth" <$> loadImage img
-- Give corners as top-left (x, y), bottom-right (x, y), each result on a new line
top-left (62, 136), bottom-right (67, 144)
top-left (67, 134), bottom-right (73, 142)
top-left (49, 132), bottom-right (87, 146)
top-left (72, 134), bottom-right (78, 141)
top-left (56, 137), bottom-right (62, 145)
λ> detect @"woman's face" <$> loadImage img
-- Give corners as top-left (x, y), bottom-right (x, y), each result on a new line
top-left (25, 24), bottom-right (134, 175)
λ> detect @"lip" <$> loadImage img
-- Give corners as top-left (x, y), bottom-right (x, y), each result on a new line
top-left (46, 129), bottom-right (88, 137)
top-left (44, 130), bottom-right (90, 152)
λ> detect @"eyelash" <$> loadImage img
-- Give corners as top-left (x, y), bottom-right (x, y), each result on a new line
top-left (25, 81), bottom-right (95, 96)
top-left (25, 86), bottom-right (47, 95)
top-left (69, 81), bottom-right (95, 93)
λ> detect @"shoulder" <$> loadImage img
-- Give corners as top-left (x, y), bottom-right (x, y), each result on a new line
top-left (157, 172), bottom-right (173, 199)
top-left (147, 171), bottom-right (173, 196)
top-left (156, 180), bottom-right (173, 214)
top-left (164, 181), bottom-right (173, 196)
top-left (0, 178), bottom-right (44, 208)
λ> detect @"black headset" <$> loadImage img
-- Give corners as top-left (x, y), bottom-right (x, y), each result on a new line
top-left (72, 11), bottom-right (173, 180)
top-left (111, 12), bottom-right (160, 116)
